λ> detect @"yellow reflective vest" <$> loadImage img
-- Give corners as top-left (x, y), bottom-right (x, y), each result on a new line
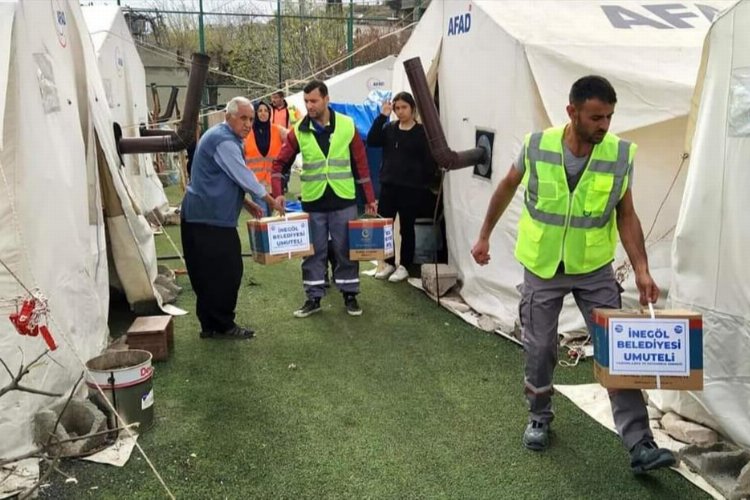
top-left (296, 112), bottom-right (356, 202)
top-left (514, 125), bottom-right (635, 278)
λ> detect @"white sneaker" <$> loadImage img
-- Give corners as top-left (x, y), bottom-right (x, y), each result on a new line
top-left (374, 263), bottom-right (396, 280)
top-left (388, 265), bottom-right (409, 282)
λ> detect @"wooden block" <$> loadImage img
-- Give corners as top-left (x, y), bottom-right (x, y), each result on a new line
top-left (126, 315), bottom-right (173, 361)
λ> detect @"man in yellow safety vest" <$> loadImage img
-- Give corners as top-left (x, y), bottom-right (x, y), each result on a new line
top-left (471, 75), bottom-right (676, 474)
top-left (272, 80), bottom-right (377, 318)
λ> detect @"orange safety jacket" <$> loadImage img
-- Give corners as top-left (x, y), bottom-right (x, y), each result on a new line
top-left (244, 124), bottom-right (284, 186)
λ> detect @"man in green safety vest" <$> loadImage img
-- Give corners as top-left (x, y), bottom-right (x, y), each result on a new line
top-left (272, 80), bottom-right (377, 318)
top-left (471, 76), bottom-right (676, 474)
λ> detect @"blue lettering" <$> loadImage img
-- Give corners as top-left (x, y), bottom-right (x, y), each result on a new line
top-left (624, 352), bottom-right (676, 362)
top-left (644, 3), bottom-right (698, 28)
top-left (696, 4), bottom-right (719, 21)
top-left (627, 328), bottom-right (671, 339)
top-left (602, 5), bottom-right (672, 29)
top-left (603, 3), bottom-right (717, 29)
top-left (447, 13), bottom-right (471, 36)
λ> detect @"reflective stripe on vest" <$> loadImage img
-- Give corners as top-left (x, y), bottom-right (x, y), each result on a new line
top-left (296, 112), bottom-right (356, 202)
top-left (244, 125), bottom-right (283, 185)
top-left (514, 126), bottom-right (635, 278)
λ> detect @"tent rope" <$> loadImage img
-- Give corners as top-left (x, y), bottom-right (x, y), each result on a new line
top-left (615, 152), bottom-right (689, 284)
top-left (0, 256), bottom-right (175, 499)
top-left (106, 18), bottom-right (416, 130)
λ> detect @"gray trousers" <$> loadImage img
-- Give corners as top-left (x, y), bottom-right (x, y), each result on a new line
top-left (519, 265), bottom-right (652, 450)
top-left (303, 206), bottom-right (360, 299)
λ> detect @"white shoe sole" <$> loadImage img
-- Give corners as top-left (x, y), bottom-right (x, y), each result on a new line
top-left (293, 308), bottom-right (321, 318)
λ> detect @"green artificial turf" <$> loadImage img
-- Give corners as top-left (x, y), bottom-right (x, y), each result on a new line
top-left (41, 182), bottom-right (708, 499)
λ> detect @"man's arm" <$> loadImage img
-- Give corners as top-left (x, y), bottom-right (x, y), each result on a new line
top-left (214, 141), bottom-right (279, 211)
top-left (271, 130), bottom-right (300, 198)
top-left (616, 189), bottom-right (659, 305)
top-left (350, 131), bottom-right (376, 213)
top-left (471, 165), bottom-right (524, 265)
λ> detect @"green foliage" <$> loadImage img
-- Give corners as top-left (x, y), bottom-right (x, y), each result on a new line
top-left (138, 0), bottom-right (409, 100)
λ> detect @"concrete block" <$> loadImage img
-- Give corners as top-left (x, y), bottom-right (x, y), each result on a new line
top-left (421, 264), bottom-right (457, 297)
top-left (647, 405), bottom-right (664, 420)
top-left (662, 411), bottom-right (719, 446)
top-left (33, 399), bottom-right (109, 456)
top-left (681, 442), bottom-right (750, 500)
top-left (477, 315), bottom-right (500, 332)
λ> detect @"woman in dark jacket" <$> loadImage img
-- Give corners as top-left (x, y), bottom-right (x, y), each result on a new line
top-left (367, 91), bottom-right (438, 282)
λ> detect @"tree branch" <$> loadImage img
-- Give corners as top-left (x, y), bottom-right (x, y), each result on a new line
top-left (47, 373), bottom-right (84, 449)
top-left (0, 351), bottom-right (63, 400)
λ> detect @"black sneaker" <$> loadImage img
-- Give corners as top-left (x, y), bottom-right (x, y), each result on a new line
top-left (344, 294), bottom-right (362, 316)
top-left (629, 440), bottom-right (677, 474)
top-left (206, 325), bottom-right (255, 340)
top-left (294, 298), bottom-right (321, 318)
top-left (522, 421), bottom-right (550, 451)
top-left (199, 330), bottom-right (215, 339)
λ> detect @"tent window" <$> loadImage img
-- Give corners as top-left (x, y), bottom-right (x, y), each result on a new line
top-left (729, 67), bottom-right (750, 137)
top-left (33, 53), bottom-right (60, 114)
top-left (473, 130), bottom-right (494, 180)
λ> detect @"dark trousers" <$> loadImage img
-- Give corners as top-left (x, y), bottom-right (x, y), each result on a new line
top-left (303, 206), bottom-right (359, 299)
top-left (378, 184), bottom-right (436, 267)
top-left (519, 265), bottom-right (652, 450)
top-left (181, 220), bottom-right (242, 333)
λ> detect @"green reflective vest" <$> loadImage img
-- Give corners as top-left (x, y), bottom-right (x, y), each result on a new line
top-left (514, 126), bottom-right (635, 278)
top-left (296, 112), bottom-right (356, 202)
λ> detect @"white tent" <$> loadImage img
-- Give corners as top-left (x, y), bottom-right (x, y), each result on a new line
top-left (392, 0), bottom-right (731, 334)
top-left (205, 56), bottom-right (395, 129)
top-left (650, 0), bottom-right (750, 449)
top-left (286, 55), bottom-right (395, 113)
top-left (0, 0), bottom-right (167, 458)
top-left (82, 5), bottom-right (169, 216)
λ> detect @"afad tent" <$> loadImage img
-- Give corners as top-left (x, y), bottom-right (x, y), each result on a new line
top-left (652, 0), bottom-right (749, 449)
top-left (273, 56), bottom-right (395, 190)
top-left (391, 0), bottom-right (730, 337)
top-left (205, 56), bottom-right (394, 129)
top-left (0, 0), bottom-right (166, 457)
top-left (285, 55), bottom-right (395, 114)
top-left (82, 5), bottom-right (169, 216)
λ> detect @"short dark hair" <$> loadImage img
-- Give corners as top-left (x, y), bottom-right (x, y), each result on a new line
top-left (272, 90), bottom-right (284, 98)
top-left (569, 75), bottom-right (617, 106)
top-left (303, 80), bottom-right (328, 97)
top-left (392, 91), bottom-right (416, 111)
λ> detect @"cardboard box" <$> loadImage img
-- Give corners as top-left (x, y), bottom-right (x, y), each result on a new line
top-left (592, 308), bottom-right (703, 390)
top-left (348, 218), bottom-right (395, 261)
top-left (247, 213), bottom-right (314, 265)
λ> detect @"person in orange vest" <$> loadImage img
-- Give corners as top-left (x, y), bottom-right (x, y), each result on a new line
top-left (271, 90), bottom-right (301, 129)
top-left (244, 101), bottom-right (288, 216)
